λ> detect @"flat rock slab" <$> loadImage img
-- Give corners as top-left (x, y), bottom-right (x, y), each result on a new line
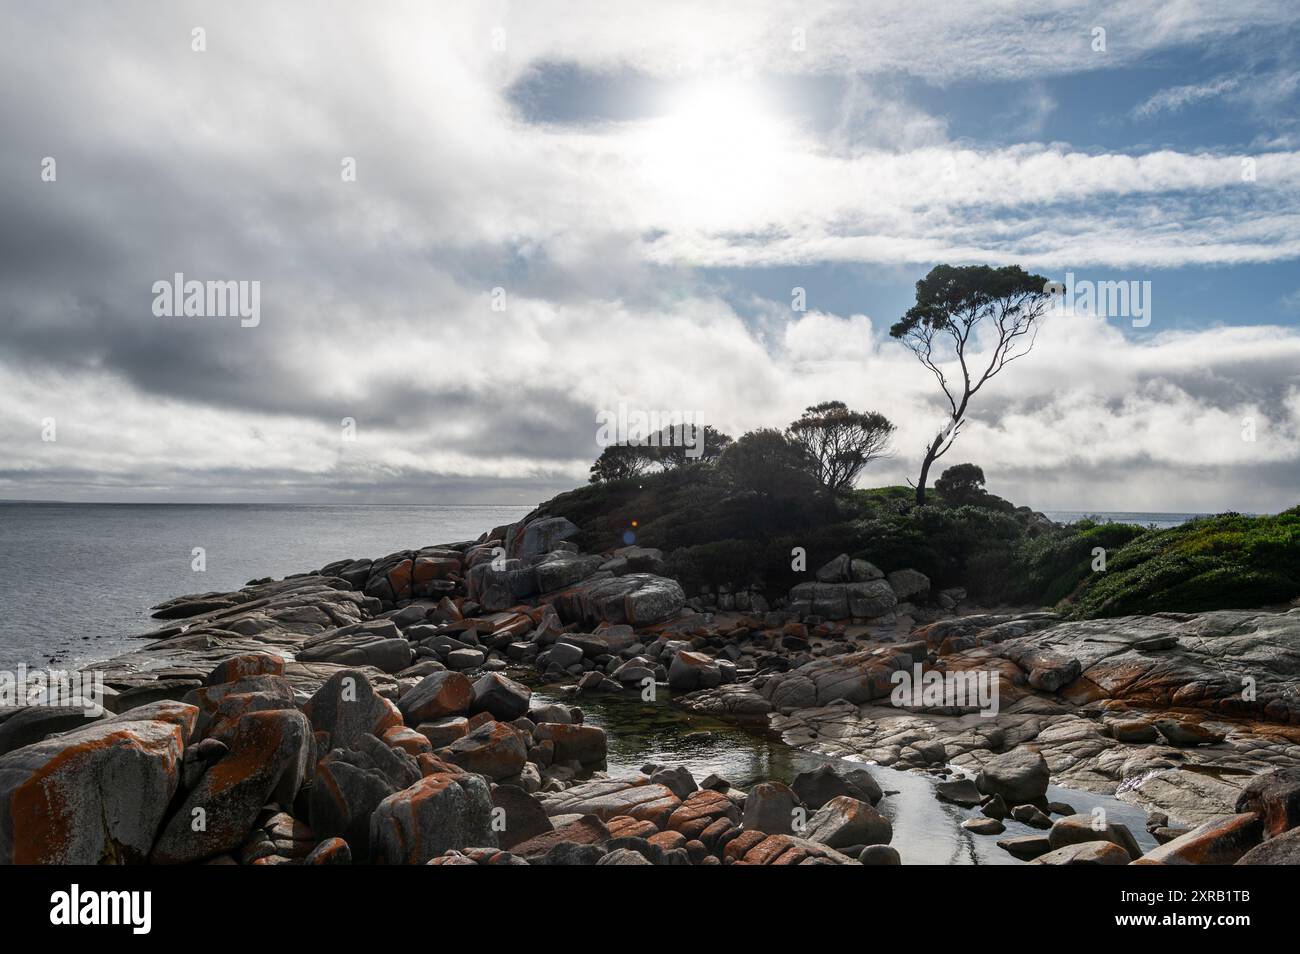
top-left (539, 777), bottom-right (682, 827)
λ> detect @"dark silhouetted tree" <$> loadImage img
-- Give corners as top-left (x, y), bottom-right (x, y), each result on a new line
top-left (935, 462), bottom-right (986, 506)
top-left (891, 264), bottom-right (1051, 505)
top-left (589, 425), bottom-right (733, 482)
top-left (719, 428), bottom-right (818, 498)
top-left (788, 401), bottom-right (895, 495)
top-left (588, 444), bottom-right (654, 483)
top-left (651, 425), bottom-right (734, 469)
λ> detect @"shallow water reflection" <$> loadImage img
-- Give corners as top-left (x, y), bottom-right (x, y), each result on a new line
top-left (528, 677), bottom-right (1158, 865)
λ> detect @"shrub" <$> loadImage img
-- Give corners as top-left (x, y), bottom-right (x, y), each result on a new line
top-left (1062, 510), bottom-right (1300, 618)
top-left (934, 463), bottom-right (986, 506)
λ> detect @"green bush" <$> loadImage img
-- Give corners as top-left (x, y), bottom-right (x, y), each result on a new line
top-left (530, 470), bottom-right (1300, 618)
top-left (1061, 510), bottom-right (1300, 618)
top-left (1010, 520), bottom-right (1148, 605)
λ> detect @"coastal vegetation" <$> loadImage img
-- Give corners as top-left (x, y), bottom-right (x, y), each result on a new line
top-left (556, 446), bottom-right (1300, 618)
top-left (890, 264), bottom-right (1053, 505)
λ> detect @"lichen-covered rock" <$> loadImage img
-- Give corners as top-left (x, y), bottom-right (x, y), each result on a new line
top-left (553, 574), bottom-right (685, 627)
top-left (205, 652), bottom-right (284, 686)
top-left (533, 552), bottom-right (605, 594)
top-left (1235, 768), bottom-right (1300, 837)
top-left (1236, 825), bottom-right (1300, 864)
top-left (304, 836), bottom-right (352, 865)
top-left (887, 569), bottom-right (930, 602)
top-left (1132, 813), bottom-right (1263, 865)
top-left (0, 706), bottom-right (107, 758)
top-left (539, 778), bottom-right (681, 827)
top-left (183, 673), bottom-right (296, 738)
top-left (303, 669), bottom-right (403, 751)
top-left (511, 814), bottom-right (610, 861)
top-left (309, 734), bottom-right (421, 855)
top-left (804, 796), bottom-right (892, 849)
top-left (729, 833), bottom-right (860, 865)
top-left (815, 554), bottom-right (852, 583)
top-left (665, 789), bottom-right (740, 839)
top-left (1031, 841), bottom-right (1132, 865)
top-left (668, 651), bottom-right (721, 692)
top-left (0, 702), bottom-right (196, 864)
top-left (441, 720), bottom-right (527, 780)
top-left (848, 580), bottom-right (899, 618)
top-left (469, 672), bottom-right (532, 722)
top-left (760, 645), bottom-right (920, 708)
top-left (397, 670), bottom-right (474, 725)
top-left (151, 708), bottom-right (312, 864)
top-left (369, 772), bottom-right (496, 864)
top-left (533, 723), bottom-right (607, 766)
top-left (383, 725), bottom-right (433, 758)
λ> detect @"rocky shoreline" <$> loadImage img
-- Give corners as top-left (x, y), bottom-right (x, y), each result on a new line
top-left (2, 512), bottom-right (1298, 866)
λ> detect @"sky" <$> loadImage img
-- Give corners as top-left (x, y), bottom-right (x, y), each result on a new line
top-left (1, 0), bottom-right (1298, 512)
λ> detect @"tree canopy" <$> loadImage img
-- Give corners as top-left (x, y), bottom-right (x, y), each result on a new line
top-left (788, 401), bottom-right (895, 495)
top-left (891, 264), bottom-right (1051, 505)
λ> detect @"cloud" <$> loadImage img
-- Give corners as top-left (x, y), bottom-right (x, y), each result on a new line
top-left (492, 0), bottom-right (1298, 83)
top-left (0, 1), bottom-right (1297, 510)
top-left (1133, 75), bottom-right (1243, 118)
top-left (3, 301), bottom-right (1298, 510)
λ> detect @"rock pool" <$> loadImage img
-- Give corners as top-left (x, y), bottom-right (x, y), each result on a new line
top-left (528, 677), bottom-right (1159, 864)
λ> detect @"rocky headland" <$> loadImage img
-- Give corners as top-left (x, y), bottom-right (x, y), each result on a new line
top-left (2, 509), bottom-right (1299, 867)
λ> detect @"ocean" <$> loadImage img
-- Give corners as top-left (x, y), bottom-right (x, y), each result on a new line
top-left (0, 503), bottom-right (1209, 672)
top-left (0, 503), bottom-right (532, 670)
top-left (1040, 511), bottom-right (1210, 529)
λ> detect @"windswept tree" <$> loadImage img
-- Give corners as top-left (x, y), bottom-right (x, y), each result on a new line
top-left (588, 444), bottom-right (653, 483)
top-left (891, 264), bottom-right (1051, 505)
top-left (788, 401), bottom-right (895, 495)
top-left (650, 424), bottom-right (734, 469)
top-left (589, 424), bottom-right (734, 482)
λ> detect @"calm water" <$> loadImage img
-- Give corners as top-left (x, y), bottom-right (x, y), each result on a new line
top-left (528, 679), bottom-right (1157, 864)
top-left (0, 503), bottom-right (531, 670)
top-left (1043, 510), bottom-right (1210, 529)
top-left (0, 503), bottom-right (1207, 670)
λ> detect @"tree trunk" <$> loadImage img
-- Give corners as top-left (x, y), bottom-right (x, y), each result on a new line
top-left (915, 438), bottom-right (941, 506)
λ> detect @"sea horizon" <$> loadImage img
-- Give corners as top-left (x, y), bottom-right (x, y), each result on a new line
top-left (0, 499), bottom-right (1262, 518)
top-left (0, 500), bottom-right (1239, 672)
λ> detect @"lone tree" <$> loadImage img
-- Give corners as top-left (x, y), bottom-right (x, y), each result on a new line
top-left (891, 264), bottom-right (1051, 505)
top-left (934, 462), bottom-right (986, 506)
top-left (788, 401), bottom-right (895, 495)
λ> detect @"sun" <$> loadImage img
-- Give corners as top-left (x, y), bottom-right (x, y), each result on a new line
top-left (634, 77), bottom-right (790, 216)
top-left (655, 78), bottom-right (780, 152)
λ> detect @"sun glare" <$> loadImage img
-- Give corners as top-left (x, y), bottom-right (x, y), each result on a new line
top-left (636, 78), bottom-right (790, 215)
